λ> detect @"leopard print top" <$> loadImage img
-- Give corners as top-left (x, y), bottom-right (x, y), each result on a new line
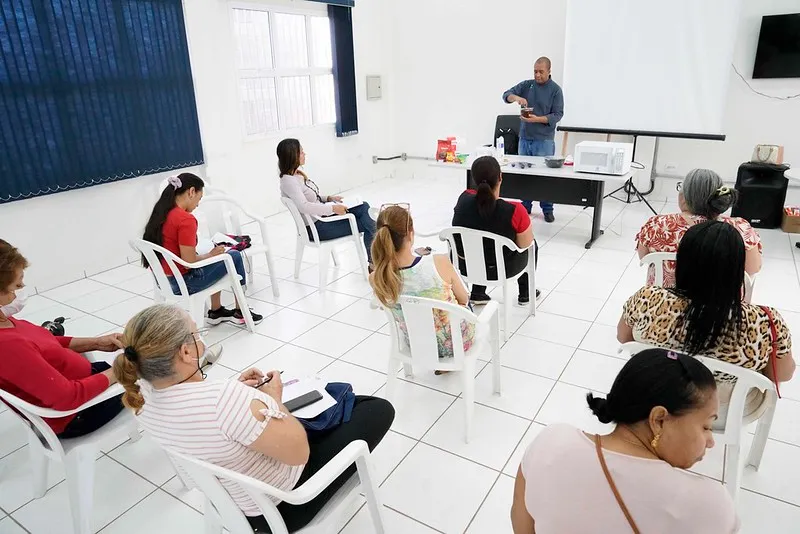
top-left (623, 286), bottom-right (792, 382)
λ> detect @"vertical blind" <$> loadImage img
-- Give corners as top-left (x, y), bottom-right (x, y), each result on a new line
top-left (328, 5), bottom-right (358, 137)
top-left (0, 0), bottom-right (204, 203)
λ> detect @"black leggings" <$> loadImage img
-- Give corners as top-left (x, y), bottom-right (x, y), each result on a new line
top-left (471, 240), bottom-right (539, 299)
top-left (247, 396), bottom-right (395, 533)
top-left (58, 361), bottom-right (125, 439)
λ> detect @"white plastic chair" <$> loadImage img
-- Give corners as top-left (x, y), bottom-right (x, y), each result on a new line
top-left (164, 440), bottom-right (386, 534)
top-left (129, 239), bottom-right (256, 332)
top-left (641, 251), bottom-right (756, 303)
top-left (640, 251), bottom-right (675, 287)
top-left (194, 192), bottom-right (280, 298)
top-left (281, 197), bottom-right (369, 292)
top-left (383, 296), bottom-right (501, 443)
top-left (439, 227), bottom-right (535, 341)
top-left (619, 341), bottom-right (777, 502)
top-left (0, 375), bottom-right (139, 534)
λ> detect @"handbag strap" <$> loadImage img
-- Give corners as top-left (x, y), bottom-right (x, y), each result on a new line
top-left (758, 305), bottom-right (782, 399)
top-left (595, 435), bottom-right (641, 534)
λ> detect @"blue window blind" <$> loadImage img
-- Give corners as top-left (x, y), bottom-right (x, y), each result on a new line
top-left (328, 4), bottom-right (357, 137)
top-left (0, 0), bottom-right (204, 203)
top-left (310, 0), bottom-right (354, 6)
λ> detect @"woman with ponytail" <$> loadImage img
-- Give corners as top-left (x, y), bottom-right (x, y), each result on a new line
top-left (636, 168), bottom-right (762, 287)
top-left (277, 138), bottom-right (377, 264)
top-left (117, 304), bottom-right (393, 532)
top-left (142, 173), bottom-right (262, 326)
top-left (453, 156), bottom-right (537, 305)
top-left (370, 205), bottom-right (474, 363)
top-left (511, 349), bottom-right (739, 533)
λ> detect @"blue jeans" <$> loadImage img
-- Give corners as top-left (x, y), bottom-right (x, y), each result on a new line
top-left (519, 138), bottom-right (556, 214)
top-left (168, 249), bottom-right (246, 295)
top-left (308, 202), bottom-right (376, 262)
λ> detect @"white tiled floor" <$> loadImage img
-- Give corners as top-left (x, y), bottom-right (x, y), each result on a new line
top-left (3, 173), bottom-right (800, 533)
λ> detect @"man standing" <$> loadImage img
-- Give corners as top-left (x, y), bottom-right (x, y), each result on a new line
top-left (502, 57), bottom-right (564, 222)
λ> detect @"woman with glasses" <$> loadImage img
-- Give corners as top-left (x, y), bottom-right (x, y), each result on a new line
top-left (277, 138), bottom-right (377, 264)
top-left (114, 304), bottom-right (394, 533)
top-left (635, 168), bottom-right (762, 287)
top-left (370, 205), bottom-right (475, 364)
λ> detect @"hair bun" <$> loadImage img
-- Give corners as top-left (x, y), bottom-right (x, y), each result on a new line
top-left (586, 393), bottom-right (614, 424)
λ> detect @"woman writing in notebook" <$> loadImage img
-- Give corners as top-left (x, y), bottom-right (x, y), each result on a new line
top-left (277, 138), bottom-right (377, 265)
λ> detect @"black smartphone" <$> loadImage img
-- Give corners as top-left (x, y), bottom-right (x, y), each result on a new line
top-left (283, 390), bottom-right (323, 413)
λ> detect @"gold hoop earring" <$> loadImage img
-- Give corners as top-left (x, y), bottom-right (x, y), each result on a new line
top-left (651, 434), bottom-right (661, 450)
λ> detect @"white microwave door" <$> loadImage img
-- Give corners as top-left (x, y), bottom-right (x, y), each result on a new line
top-left (582, 151), bottom-right (609, 168)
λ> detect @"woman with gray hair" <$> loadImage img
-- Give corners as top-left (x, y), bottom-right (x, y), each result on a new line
top-left (113, 304), bottom-right (394, 532)
top-left (636, 168), bottom-right (762, 287)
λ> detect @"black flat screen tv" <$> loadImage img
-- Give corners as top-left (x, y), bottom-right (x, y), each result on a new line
top-left (752, 13), bottom-right (800, 79)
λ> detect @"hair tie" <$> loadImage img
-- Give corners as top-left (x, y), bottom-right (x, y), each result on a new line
top-left (666, 351), bottom-right (679, 360)
top-left (167, 175), bottom-right (182, 189)
top-left (124, 346), bottom-right (138, 362)
top-left (716, 186), bottom-right (731, 196)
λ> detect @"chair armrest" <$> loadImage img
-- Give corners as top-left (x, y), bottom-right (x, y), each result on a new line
top-left (172, 253), bottom-right (232, 270)
top-left (476, 301), bottom-right (500, 325)
top-left (280, 441), bottom-right (370, 505)
top-left (314, 213), bottom-right (354, 223)
top-left (28, 384), bottom-right (126, 419)
top-left (82, 351), bottom-right (104, 363)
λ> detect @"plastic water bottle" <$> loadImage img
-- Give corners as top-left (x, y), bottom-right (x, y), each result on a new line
top-left (496, 136), bottom-right (505, 159)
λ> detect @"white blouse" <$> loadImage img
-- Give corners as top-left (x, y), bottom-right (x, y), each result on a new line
top-left (279, 173), bottom-right (334, 217)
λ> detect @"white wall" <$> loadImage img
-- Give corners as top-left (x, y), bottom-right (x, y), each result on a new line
top-left (0, 0), bottom-right (395, 290)
top-left (387, 0), bottom-right (799, 181)
top-left (657, 0), bottom-right (800, 178)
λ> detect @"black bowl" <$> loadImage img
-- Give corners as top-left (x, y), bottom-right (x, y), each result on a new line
top-left (544, 157), bottom-right (565, 168)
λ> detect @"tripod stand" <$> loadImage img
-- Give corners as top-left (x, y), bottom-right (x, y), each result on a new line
top-left (603, 134), bottom-right (657, 216)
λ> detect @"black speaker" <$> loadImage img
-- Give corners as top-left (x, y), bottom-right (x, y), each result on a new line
top-left (731, 162), bottom-right (789, 228)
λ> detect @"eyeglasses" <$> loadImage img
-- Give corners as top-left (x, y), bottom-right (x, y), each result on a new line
top-left (379, 203), bottom-right (412, 234)
top-left (303, 178), bottom-right (324, 203)
top-left (189, 328), bottom-right (210, 344)
top-left (676, 182), bottom-right (683, 192)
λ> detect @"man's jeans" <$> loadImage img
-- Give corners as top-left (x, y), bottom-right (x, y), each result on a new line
top-left (518, 138), bottom-right (556, 214)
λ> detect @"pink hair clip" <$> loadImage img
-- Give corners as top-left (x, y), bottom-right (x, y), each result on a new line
top-left (167, 175), bottom-right (182, 189)
top-left (667, 351), bottom-right (679, 360)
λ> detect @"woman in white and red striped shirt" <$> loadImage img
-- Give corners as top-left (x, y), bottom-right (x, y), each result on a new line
top-left (112, 304), bottom-right (394, 532)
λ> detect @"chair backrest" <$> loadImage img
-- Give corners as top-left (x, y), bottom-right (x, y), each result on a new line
top-left (281, 197), bottom-right (319, 245)
top-left (494, 115), bottom-right (520, 155)
top-left (128, 239), bottom-right (191, 299)
top-left (383, 295), bottom-right (478, 371)
top-left (639, 252), bottom-right (676, 287)
top-left (619, 341), bottom-right (777, 434)
top-left (0, 388), bottom-right (65, 458)
top-left (439, 227), bottom-right (518, 286)
top-left (194, 194), bottom-right (247, 237)
top-left (744, 272), bottom-right (756, 304)
top-left (165, 448), bottom-right (293, 534)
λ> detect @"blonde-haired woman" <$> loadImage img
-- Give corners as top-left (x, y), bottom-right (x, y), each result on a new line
top-left (113, 304), bottom-right (393, 532)
top-left (370, 205), bottom-right (475, 363)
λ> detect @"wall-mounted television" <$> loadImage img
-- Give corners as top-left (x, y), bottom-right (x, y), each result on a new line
top-left (752, 13), bottom-right (800, 79)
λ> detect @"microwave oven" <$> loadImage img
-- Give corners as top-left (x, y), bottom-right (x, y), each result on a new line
top-left (574, 141), bottom-right (634, 175)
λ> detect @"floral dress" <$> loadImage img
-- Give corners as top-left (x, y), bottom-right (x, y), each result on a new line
top-left (390, 255), bottom-right (475, 360)
top-left (635, 213), bottom-right (762, 287)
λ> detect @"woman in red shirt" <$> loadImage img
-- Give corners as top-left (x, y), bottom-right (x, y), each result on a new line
top-left (0, 240), bottom-right (126, 437)
top-left (142, 173), bottom-right (262, 325)
top-left (636, 168), bottom-right (762, 287)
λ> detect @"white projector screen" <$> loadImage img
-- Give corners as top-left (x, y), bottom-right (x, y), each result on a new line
top-left (561, 0), bottom-right (743, 137)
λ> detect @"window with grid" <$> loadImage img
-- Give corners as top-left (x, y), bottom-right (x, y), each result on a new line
top-left (232, 7), bottom-right (336, 136)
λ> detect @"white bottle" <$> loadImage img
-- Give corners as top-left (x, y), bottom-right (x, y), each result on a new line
top-left (496, 136), bottom-right (505, 160)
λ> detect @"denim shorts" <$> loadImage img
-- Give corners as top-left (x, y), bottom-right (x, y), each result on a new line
top-left (168, 250), bottom-right (246, 295)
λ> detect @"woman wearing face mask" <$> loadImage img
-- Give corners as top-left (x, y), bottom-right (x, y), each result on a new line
top-left (115, 304), bottom-right (394, 532)
top-left (0, 240), bottom-right (126, 438)
top-left (511, 349), bottom-right (739, 533)
top-left (142, 173), bottom-right (262, 326)
top-left (278, 139), bottom-right (377, 265)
